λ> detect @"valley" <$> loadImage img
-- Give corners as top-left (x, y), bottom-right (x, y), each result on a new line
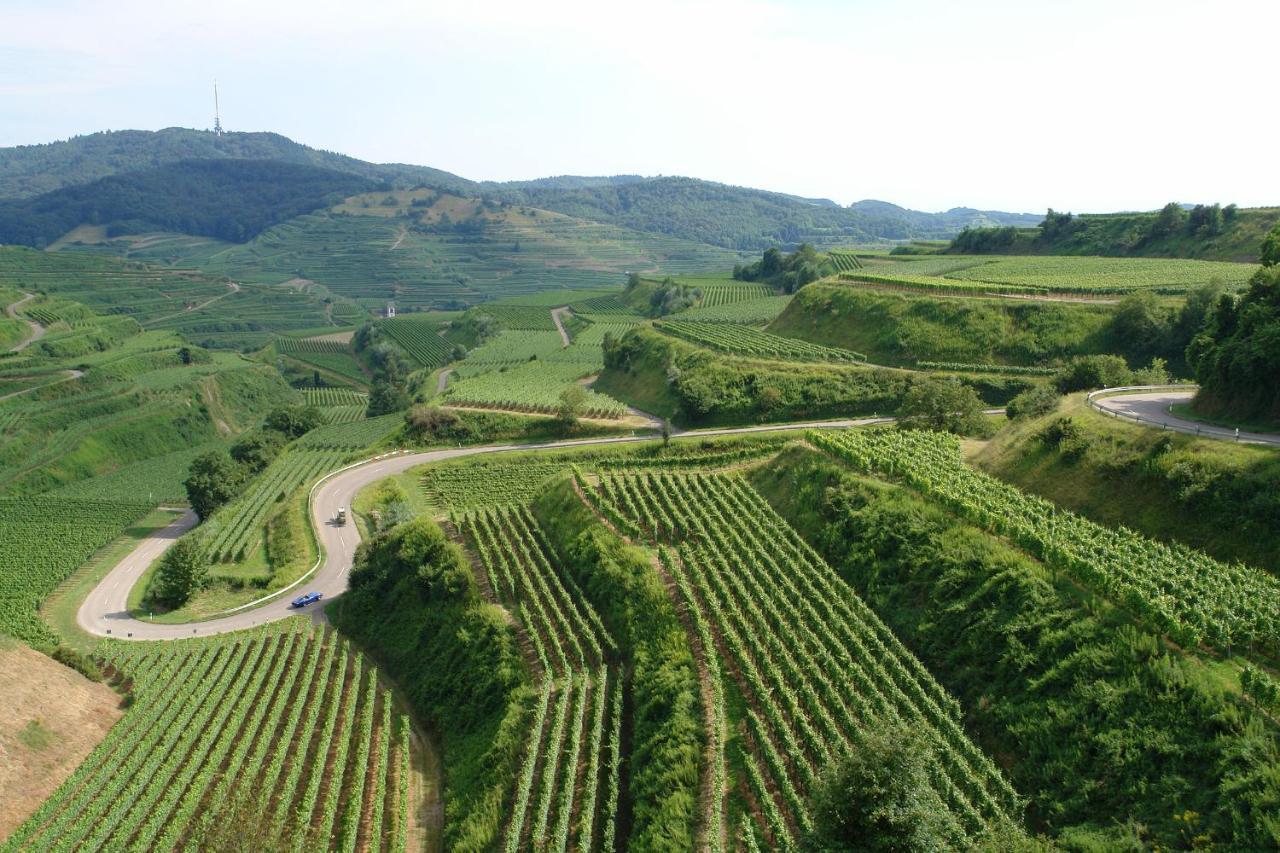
top-left (1, 124), bottom-right (1279, 852)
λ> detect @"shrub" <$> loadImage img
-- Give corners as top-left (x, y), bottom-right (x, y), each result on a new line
top-left (52, 646), bottom-right (103, 681)
top-left (1005, 385), bottom-right (1061, 420)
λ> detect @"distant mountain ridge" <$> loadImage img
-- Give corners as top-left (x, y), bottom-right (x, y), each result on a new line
top-left (0, 128), bottom-right (1040, 250)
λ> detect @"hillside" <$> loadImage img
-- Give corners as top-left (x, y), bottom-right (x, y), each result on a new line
top-left (496, 176), bottom-right (1041, 251)
top-left (949, 206), bottom-right (1280, 262)
top-left (1, 129), bottom-right (1041, 253)
top-left (0, 159), bottom-right (376, 247)
top-left (0, 128), bottom-right (472, 199)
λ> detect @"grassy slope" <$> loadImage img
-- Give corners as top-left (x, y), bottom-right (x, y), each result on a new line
top-left (768, 282), bottom-right (1116, 367)
top-left (971, 394), bottom-right (1280, 574)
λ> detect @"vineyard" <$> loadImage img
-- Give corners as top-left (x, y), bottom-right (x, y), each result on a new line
top-left (458, 505), bottom-right (622, 851)
top-left (378, 317), bottom-right (455, 368)
top-left (916, 361), bottom-right (1059, 376)
top-left (589, 469), bottom-right (1024, 848)
top-left (296, 414), bottom-right (402, 450)
top-left (443, 362), bottom-right (626, 418)
top-left (452, 331), bottom-right (567, 377)
top-left (303, 387), bottom-right (368, 407)
top-left (654, 320), bottom-right (866, 362)
top-left (810, 428), bottom-right (1280, 653)
top-left (423, 462), bottom-right (572, 509)
top-left (695, 281), bottom-right (773, 308)
top-left (825, 251), bottom-right (864, 272)
top-left (679, 295), bottom-right (792, 324)
top-left (275, 337), bottom-right (349, 355)
top-left (200, 449), bottom-right (347, 562)
top-left (474, 304), bottom-right (559, 331)
top-left (0, 497), bottom-right (151, 644)
top-left (839, 255), bottom-right (1257, 297)
top-left (5, 622), bottom-right (415, 852)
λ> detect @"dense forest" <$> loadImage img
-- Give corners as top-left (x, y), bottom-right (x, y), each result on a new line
top-left (0, 159), bottom-right (376, 246)
top-left (0, 128), bottom-right (472, 199)
top-left (1188, 235), bottom-right (1280, 425)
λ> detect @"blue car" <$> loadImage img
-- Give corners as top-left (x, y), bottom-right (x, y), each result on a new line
top-left (291, 591), bottom-right (323, 608)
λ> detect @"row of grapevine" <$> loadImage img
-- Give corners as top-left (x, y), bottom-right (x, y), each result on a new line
top-left (443, 361), bottom-right (626, 418)
top-left (200, 449), bottom-right (347, 562)
top-left (654, 320), bottom-right (866, 363)
top-left (0, 497), bottom-right (151, 643)
top-left (276, 337), bottom-right (350, 354)
top-left (6, 623), bottom-right (413, 852)
top-left (378, 317), bottom-right (455, 368)
top-left (296, 413), bottom-right (402, 450)
top-left (459, 505), bottom-right (622, 851)
top-left (302, 387), bottom-right (368, 407)
top-left (696, 282), bottom-right (773, 308)
top-left (811, 428), bottom-right (1280, 653)
top-left (916, 361), bottom-right (1058, 376)
top-left (826, 251), bottom-right (863, 272)
top-left (595, 469), bottom-right (1024, 847)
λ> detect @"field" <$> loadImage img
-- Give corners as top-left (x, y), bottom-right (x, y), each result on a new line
top-left (842, 255), bottom-right (1257, 296)
top-left (590, 468), bottom-right (1021, 847)
top-left (198, 448), bottom-right (347, 563)
top-left (451, 330), bottom-right (569, 377)
top-left (654, 320), bottom-right (867, 362)
top-left (0, 498), bottom-right (151, 644)
top-left (811, 428), bottom-right (1280, 653)
top-left (5, 622), bottom-right (415, 852)
top-left (115, 198), bottom-right (743, 311)
top-left (459, 505), bottom-right (622, 850)
top-left (678, 295), bottom-right (792, 324)
top-left (377, 317), bottom-right (455, 368)
top-left (443, 362), bottom-right (626, 418)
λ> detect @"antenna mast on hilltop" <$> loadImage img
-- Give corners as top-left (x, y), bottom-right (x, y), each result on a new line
top-left (212, 80), bottom-right (223, 136)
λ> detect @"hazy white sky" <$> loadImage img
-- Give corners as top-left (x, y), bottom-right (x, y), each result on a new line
top-left (2, 0), bottom-right (1276, 212)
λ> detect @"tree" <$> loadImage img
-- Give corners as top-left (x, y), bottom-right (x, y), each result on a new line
top-left (1053, 354), bottom-right (1133, 393)
top-left (661, 418), bottom-right (672, 447)
top-left (152, 536), bottom-right (209, 607)
top-left (178, 346), bottom-right (193, 365)
top-left (1149, 202), bottom-right (1187, 239)
top-left (896, 378), bottom-right (988, 436)
top-left (1005, 385), bottom-right (1061, 420)
top-left (230, 430), bottom-right (286, 474)
top-left (367, 380), bottom-right (411, 417)
top-left (1261, 223), bottom-right (1280, 267)
top-left (264, 405), bottom-right (323, 438)
top-left (1110, 292), bottom-right (1173, 362)
top-left (557, 385), bottom-right (589, 427)
top-left (184, 451), bottom-right (244, 520)
top-left (313, 369), bottom-right (322, 388)
top-left (804, 726), bottom-right (956, 852)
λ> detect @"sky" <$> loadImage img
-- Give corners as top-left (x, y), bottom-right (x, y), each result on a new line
top-left (1, 0), bottom-right (1276, 213)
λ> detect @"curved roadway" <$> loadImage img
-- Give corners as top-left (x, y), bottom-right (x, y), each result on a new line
top-left (1091, 388), bottom-right (1280, 446)
top-left (78, 417), bottom-right (894, 640)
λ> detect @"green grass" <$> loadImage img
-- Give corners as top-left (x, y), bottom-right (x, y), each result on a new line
top-left (769, 282), bottom-right (1116, 367)
top-left (973, 394), bottom-right (1280, 573)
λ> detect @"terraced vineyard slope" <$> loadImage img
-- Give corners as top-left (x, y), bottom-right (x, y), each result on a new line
top-left (4, 622), bottom-right (415, 852)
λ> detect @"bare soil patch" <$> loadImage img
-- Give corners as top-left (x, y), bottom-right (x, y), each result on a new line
top-left (0, 644), bottom-right (123, 838)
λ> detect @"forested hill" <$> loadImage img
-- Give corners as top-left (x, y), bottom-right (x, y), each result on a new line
top-left (948, 204), bottom-right (1280, 263)
top-left (0, 128), bottom-right (473, 199)
top-left (0, 159), bottom-right (376, 246)
top-left (0, 128), bottom-right (1041, 251)
top-left (489, 177), bottom-right (1041, 250)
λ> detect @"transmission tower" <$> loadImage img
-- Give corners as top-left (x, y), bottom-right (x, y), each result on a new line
top-left (213, 80), bottom-right (223, 136)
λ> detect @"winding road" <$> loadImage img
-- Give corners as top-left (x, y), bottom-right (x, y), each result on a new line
top-left (1090, 387), bottom-right (1280, 447)
top-left (78, 416), bottom-right (895, 641)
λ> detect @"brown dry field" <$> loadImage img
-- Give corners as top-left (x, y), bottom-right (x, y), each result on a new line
top-left (0, 644), bottom-right (122, 839)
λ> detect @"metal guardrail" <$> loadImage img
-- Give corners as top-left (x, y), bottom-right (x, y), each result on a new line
top-left (1087, 385), bottom-right (1280, 447)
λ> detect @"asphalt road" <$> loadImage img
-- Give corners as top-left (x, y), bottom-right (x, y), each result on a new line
top-left (1092, 389), bottom-right (1280, 446)
top-left (78, 416), bottom-right (894, 641)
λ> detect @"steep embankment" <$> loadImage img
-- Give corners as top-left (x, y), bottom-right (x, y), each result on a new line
top-left (972, 394), bottom-right (1280, 573)
top-left (750, 444), bottom-right (1280, 849)
top-left (767, 283), bottom-right (1116, 367)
